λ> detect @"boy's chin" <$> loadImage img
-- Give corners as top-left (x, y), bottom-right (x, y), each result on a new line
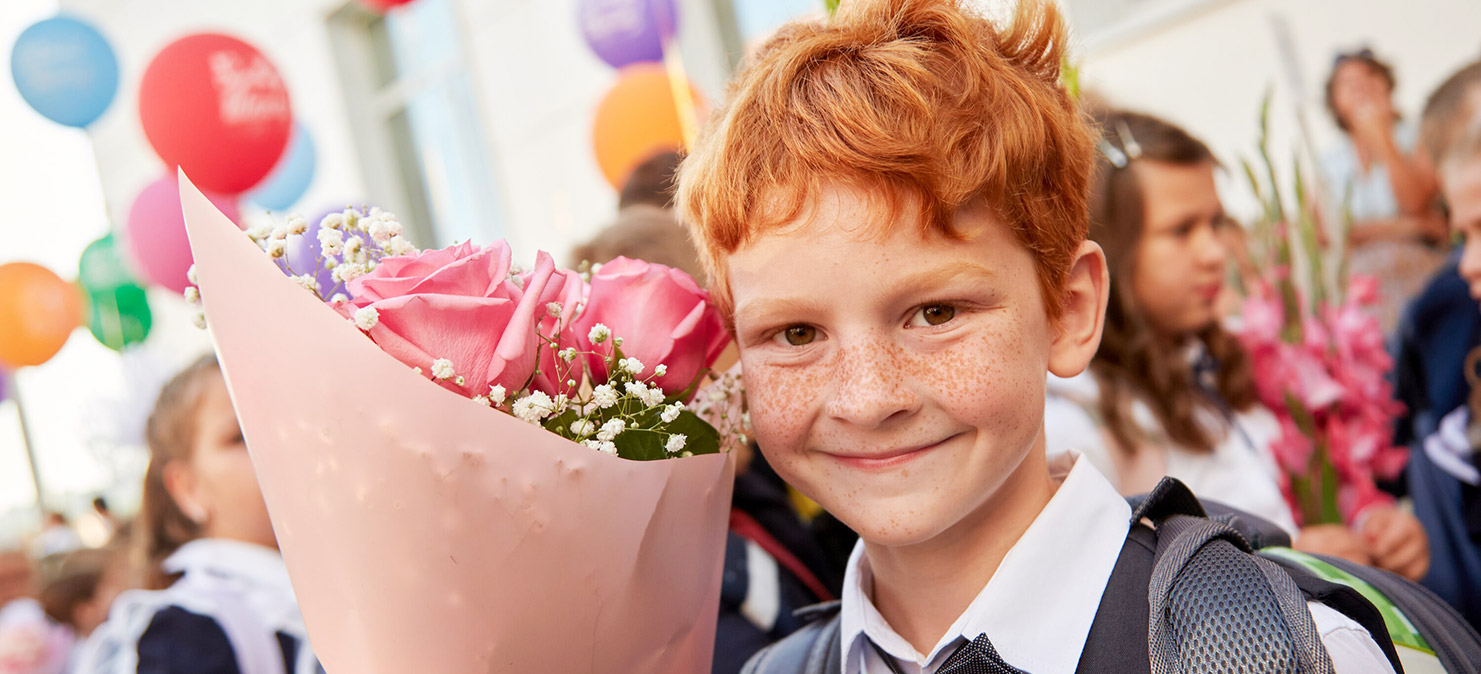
top-left (834, 497), bottom-right (969, 550)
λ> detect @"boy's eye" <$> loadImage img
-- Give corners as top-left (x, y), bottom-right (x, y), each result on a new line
top-left (909, 304), bottom-right (956, 327)
top-left (779, 325), bottom-right (817, 346)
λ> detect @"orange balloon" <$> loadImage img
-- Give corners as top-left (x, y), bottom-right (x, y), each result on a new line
top-left (0, 262), bottom-right (83, 368)
top-left (592, 63), bottom-right (704, 189)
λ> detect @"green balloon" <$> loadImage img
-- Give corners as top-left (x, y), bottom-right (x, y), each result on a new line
top-left (79, 234), bottom-right (153, 350)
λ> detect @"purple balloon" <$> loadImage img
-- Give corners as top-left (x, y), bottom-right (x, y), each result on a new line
top-left (578, 0), bottom-right (678, 69)
top-left (277, 206), bottom-right (382, 300)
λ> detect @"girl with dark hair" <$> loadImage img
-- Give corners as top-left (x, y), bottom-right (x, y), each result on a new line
top-left (1045, 110), bottom-right (1431, 582)
top-left (76, 355), bottom-right (321, 674)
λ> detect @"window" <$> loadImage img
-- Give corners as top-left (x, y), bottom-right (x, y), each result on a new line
top-left (328, 0), bottom-right (507, 247)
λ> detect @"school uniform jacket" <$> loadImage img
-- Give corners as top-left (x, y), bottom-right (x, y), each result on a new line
top-left (75, 539), bottom-right (321, 674)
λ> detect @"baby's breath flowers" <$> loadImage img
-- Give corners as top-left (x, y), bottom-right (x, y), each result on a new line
top-left (467, 323), bottom-right (721, 461)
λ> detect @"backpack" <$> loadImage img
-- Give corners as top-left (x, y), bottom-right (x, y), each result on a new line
top-left (742, 477), bottom-right (1481, 674)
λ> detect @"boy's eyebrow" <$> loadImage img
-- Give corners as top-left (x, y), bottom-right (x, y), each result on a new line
top-left (889, 261), bottom-right (998, 293)
top-left (734, 297), bottom-right (827, 327)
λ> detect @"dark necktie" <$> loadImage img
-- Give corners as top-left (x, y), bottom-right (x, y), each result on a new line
top-left (869, 633), bottom-right (1030, 674)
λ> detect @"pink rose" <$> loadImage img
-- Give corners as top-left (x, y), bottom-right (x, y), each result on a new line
top-left (345, 242), bottom-right (569, 397)
top-left (569, 257), bottom-right (730, 397)
top-left (529, 268), bottom-right (590, 396)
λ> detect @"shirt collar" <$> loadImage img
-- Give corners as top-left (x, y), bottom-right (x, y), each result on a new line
top-left (840, 453), bottom-right (1131, 674)
top-left (163, 538), bottom-right (295, 594)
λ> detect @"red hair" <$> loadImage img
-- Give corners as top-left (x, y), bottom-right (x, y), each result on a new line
top-left (677, 0), bottom-right (1095, 322)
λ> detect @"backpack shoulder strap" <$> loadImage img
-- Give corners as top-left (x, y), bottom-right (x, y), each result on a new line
top-left (742, 602), bottom-right (842, 674)
top-left (1259, 550), bottom-right (1405, 672)
top-left (1267, 548), bottom-right (1481, 674)
top-left (1138, 477), bottom-right (1334, 674)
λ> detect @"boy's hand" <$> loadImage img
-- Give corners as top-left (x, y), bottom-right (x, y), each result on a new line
top-left (1293, 524), bottom-right (1372, 566)
top-left (1359, 505), bottom-right (1430, 581)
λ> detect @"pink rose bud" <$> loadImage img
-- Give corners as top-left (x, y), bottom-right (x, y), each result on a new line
top-left (344, 241), bottom-right (559, 397)
top-left (569, 257), bottom-right (730, 399)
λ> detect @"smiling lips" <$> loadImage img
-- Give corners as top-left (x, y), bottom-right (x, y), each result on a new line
top-left (825, 434), bottom-right (959, 470)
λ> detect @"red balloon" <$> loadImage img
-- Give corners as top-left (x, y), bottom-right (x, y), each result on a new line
top-left (124, 175), bottom-right (240, 294)
top-left (357, 0), bottom-right (416, 12)
top-left (139, 33), bottom-right (291, 194)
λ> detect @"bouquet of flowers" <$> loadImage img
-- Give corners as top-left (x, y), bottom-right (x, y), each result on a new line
top-left (179, 173), bottom-right (738, 673)
top-left (1234, 97), bottom-right (1408, 526)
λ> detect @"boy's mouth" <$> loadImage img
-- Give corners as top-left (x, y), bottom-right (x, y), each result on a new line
top-left (823, 433), bottom-right (962, 471)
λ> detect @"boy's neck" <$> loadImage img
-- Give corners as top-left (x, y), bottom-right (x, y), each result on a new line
top-left (862, 444), bottom-right (1058, 658)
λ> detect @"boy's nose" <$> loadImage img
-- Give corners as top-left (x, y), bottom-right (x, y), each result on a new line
top-left (823, 337), bottom-right (919, 429)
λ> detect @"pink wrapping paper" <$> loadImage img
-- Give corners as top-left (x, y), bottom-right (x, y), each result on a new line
top-left (180, 172), bottom-right (735, 673)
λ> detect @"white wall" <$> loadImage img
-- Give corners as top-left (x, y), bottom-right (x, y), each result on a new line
top-left (1076, 0), bottom-right (1481, 216)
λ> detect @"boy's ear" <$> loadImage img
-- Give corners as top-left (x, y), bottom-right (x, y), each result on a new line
top-left (1048, 241), bottom-right (1109, 378)
top-left (163, 460), bottom-right (209, 526)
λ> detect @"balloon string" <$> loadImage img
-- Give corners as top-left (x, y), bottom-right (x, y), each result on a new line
top-left (660, 35), bottom-right (699, 149)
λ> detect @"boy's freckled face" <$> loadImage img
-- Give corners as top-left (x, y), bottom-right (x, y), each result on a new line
top-left (727, 185), bottom-right (1054, 547)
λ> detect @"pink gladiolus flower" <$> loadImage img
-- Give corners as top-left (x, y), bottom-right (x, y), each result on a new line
top-left (1240, 294), bottom-right (1285, 345)
top-left (569, 257), bottom-right (730, 398)
top-left (1348, 274), bottom-right (1380, 307)
top-left (346, 242), bottom-right (567, 397)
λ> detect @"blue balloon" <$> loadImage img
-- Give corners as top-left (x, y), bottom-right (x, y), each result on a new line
top-left (246, 122), bottom-right (316, 211)
top-left (10, 15), bottom-right (119, 128)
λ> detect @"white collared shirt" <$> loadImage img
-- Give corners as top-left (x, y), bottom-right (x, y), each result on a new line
top-left (838, 455), bottom-right (1396, 674)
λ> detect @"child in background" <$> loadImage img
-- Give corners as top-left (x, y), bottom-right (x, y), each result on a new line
top-left (76, 356), bottom-right (320, 674)
top-left (1044, 110), bottom-right (1429, 581)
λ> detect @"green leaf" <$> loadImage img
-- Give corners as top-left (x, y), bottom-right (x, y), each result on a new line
top-left (611, 410), bottom-right (721, 461)
top-left (824, 0), bottom-right (840, 15)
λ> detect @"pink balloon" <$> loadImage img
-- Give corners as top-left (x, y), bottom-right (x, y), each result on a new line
top-left (125, 175), bottom-right (239, 294)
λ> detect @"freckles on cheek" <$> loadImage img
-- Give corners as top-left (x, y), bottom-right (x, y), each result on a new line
top-left (742, 361), bottom-right (822, 449)
top-left (906, 317), bottom-right (1045, 433)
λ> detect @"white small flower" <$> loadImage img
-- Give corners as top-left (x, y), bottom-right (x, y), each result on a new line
top-left (582, 439), bottom-right (618, 455)
top-left (270, 226), bottom-right (289, 241)
top-left (546, 302), bottom-right (562, 318)
top-left (654, 364), bottom-right (668, 377)
top-left (293, 274), bottom-right (320, 292)
top-left (489, 385), bottom-right (508, 406)
top-left (566, 379), bottom-right (577, 387)
top-left (369, 206), bottom-right (385, 218)
top-left (413, 367), bottom-right (423, 375)
top-left (508, 274), bottom-right (525, 289)
top-left (336, 262), bottom-right (367, 283)
top-left (679, 450), bottom-right (693, 458)
top-left (559, 348), bottom-right (577, 363)
top-left (265, 239), bottom-right (287, 259)
top-left (329, 293), bottom-right (349, 304)
top-left (709, 387), bottom-right (730, 403)
top-left (246, 223), bottom-right (273, 241)
top-left (384, 236), bottom-right (416, 257)
top-left (366, 219), bottom-right (393, 243)
top-left (590, 262), bottom-right (604, 274)
top-left (643, 388), bottom-right (666, 407)
top-left (183, 287), bottom-right (201, 305)
top-left (661, 402), bottom-right (685, 424)
top-left (509, 263), bottom-right (525, 275)
top-left (570, 419), bottom-right (596, 436)
top-left (191, 311), bottom-right (207, 329)
top-left (552, 394), bottom-right (570, 414)
top-left (186, 265), bottom-right (199, 285)
top-left (625, 381), bottom-right (648, 399)
top-left (592, 385), bottom-right (619, 409)
top-left (613, 337), bottom-right (624, 347)
top-left (343, 235), bottom-right (364, 257)
top-left (665, 434), bottom-right (687, 454)
top-left (353, 307), bottom-right (379, 331)
top-left (512, 391), bottom-right (555, 424)
top-left (455, 375), bottom-right (466, 387)
top-left (596, 419), bottom-right (626, 442)
top-left (285, 214), bottom-right (308, 235)
top-left (431, 358), bottom-right (456, 381)
top-left (472, 394), bottom-right (492, 407)
top-left (588, 324), bottom-right (611, 344)
top-left (320, 212), bottom-right (344, 231)
top-left (620, 357), bottom-right (644, 376)
top-left (341, 209), bottom-right (361, 231)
